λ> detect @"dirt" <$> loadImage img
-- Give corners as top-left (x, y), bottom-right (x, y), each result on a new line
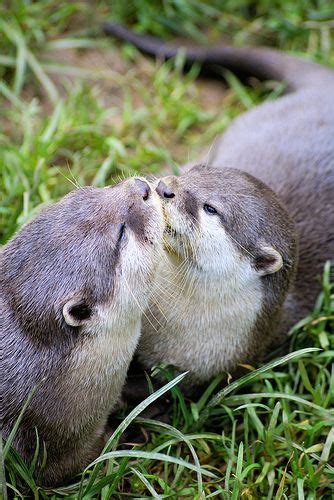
top-left (26, 43), bottom-right (227, 120)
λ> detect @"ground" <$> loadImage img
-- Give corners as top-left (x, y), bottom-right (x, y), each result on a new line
top-left (1, 1), bottom-right (333, 498)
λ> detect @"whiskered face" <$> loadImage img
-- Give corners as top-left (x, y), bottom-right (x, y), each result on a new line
top-left (100, 178), bottom-right (165, 310)
top-left (156, 165), bottom-right (297, 282)
top-left (1, 177), bottom-right (164, 343)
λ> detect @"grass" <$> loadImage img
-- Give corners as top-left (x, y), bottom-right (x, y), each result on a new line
top-left (0, 1), bottom-right (333, 498)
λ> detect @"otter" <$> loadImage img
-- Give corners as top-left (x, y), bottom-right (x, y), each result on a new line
top-left (0, 178), bottom-right (164, 485)
top-left (104, 24), bottom-right (334, 385)
top-left (138, 167), bottom-right (297, 382)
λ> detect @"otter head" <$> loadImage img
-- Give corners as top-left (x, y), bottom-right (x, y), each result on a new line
top-left (2, 178), bottom-right (164, 346)
top-left (156, 165), bottom-right (297, 306)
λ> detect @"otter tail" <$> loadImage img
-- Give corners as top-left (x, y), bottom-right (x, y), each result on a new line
top-left (103, 22), bottom-right (334, 92)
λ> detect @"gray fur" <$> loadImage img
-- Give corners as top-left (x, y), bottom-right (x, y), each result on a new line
top-left (0, 180), bottom-right (163, 485)
top-left (209, 86), bottom-right (334, 322)
top-left (105, 26), bottom-right (334, 384)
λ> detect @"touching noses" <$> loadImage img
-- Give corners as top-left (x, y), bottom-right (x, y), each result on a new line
top-left (156, 180), bottom-right (175, 199)
top-left (134, 178), bottom-right (151, 201)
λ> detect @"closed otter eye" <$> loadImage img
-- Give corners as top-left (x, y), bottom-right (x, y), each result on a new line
top-left (203, 204), bottom-right (218, 215)
top-left (118, 223), bottom-right (126, 242)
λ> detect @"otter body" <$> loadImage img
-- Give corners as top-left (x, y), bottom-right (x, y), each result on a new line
top-left (1, 179), bottom-right (163, 485)
top-left (210, 87), bottom-right (334, 318)
top-left (105, 24), bottom-right (334, 386)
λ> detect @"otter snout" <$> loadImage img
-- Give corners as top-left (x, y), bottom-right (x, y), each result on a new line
top-left (156, 179), bottom-right (175, 199)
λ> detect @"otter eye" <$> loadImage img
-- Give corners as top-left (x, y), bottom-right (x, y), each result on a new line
top-left (118, 223), bottom-right (126, 242)
top-left (203, 204), bottom-right (217, 215)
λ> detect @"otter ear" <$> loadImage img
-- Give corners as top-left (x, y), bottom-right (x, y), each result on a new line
top-left (254, 246), bottom-right (283, 276)
top-left (62, 298), bottom-right (92, 327)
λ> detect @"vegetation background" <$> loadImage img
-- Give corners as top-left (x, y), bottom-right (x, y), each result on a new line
top-left (1, 1), bottom-right (333, 498)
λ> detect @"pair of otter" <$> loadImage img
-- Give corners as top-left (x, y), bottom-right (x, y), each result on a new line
top-left (1, 25), bottom-right (334, 486)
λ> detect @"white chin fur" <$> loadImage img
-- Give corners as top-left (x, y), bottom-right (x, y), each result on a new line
top-left (139, 206), bottom-right (264, 381)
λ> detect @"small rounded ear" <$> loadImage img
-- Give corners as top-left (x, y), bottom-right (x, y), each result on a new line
top-left (62, 298), bottom-right (92, 327)
top-left (254, 246), bottom-right (283, 276)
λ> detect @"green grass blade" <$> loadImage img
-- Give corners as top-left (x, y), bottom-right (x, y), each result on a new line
top-left (3, 388), bottom-right (37, 459)
top-left (87, 450), bottom-right (217, 478)
top-left (0, 81), bottom-right (25, 108)
top-left (225, 393), bottom-right (333, 416)
top-left (320, 426), bottom-right (334, 463)
top-left (80, 372), bottom-right (188, 496)
top-left (106, 372), bottom-right (188, 452)
top-left (134, 418), bottom-right (204, 496)
top-left (207, 348), bottom-right (320, 410)
top-left (25, 49), bottom-right (59, 103)
top-left (0, 435), bottom-right (8, 500)
top-left (130, 467), bottom-right (162, 498)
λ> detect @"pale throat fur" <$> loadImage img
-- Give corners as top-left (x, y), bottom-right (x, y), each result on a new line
top-left (139, 208), bottom-right (265, 381)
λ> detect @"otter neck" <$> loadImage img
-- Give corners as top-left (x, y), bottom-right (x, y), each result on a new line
top-left (144, 256), bottom-right (264, 380)
top-left (160, 255), bottom-right (262, 312)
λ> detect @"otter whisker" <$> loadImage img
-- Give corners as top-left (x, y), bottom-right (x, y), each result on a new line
top-left (57, 167), bottom-right (81, 190)
top-left (203, 134), bottom-right (219, 167)
top-left (123, 275), bottom-right (159, 333)
top-left (227, 234), bottom-right (256, 259)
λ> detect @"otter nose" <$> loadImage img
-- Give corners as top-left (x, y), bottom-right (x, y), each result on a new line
top-left (134, 178), bottom-right (151, 201)
top-left (156, 180), bottom-right (175, 199)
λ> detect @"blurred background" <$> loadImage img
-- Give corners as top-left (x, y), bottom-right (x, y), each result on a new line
top-left (0, 0), bottom-right (333, 246)
top-left (0, 0), bottom-right (334, 243)
top-left (1, 3), bottom-right (334, 498)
